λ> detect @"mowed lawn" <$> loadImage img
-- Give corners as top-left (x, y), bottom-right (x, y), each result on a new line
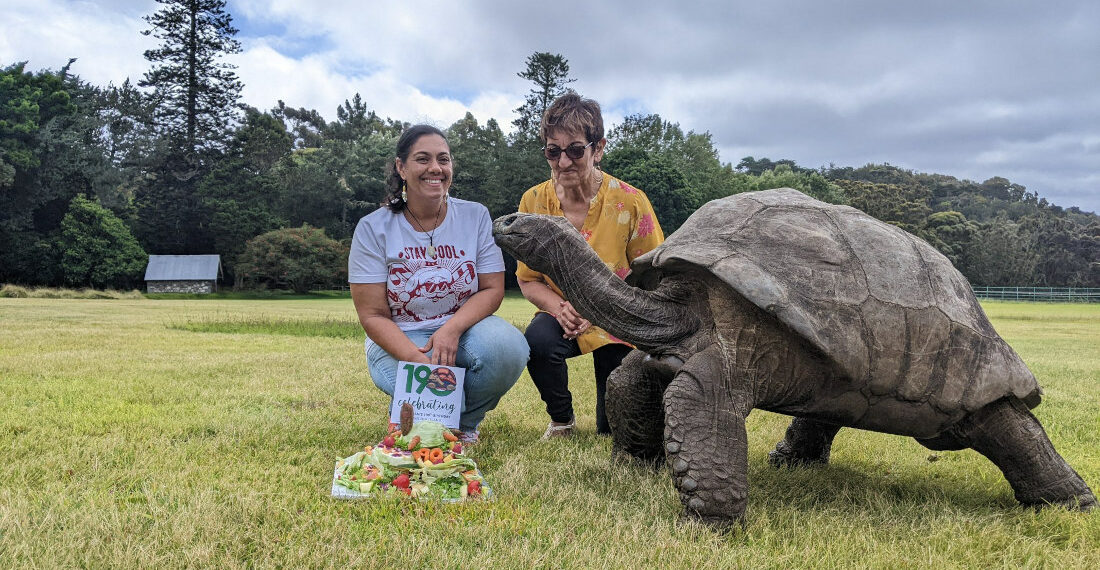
top-left (0, 295), bottom-right (1097, 568)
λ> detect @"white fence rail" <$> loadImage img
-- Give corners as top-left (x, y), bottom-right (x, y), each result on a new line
top-left (971, 287), bottom-right (1100, 303)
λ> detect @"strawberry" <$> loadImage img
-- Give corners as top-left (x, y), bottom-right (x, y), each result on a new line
top-left (382, 436), bottom-right (395, 448)
top-left (392, 473), bottom-right (410, 489)
top-left (467, 480), bottom-right (481, 497)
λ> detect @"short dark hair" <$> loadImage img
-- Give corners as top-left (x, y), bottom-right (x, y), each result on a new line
top-left (540, 92), bottom-right (604, 144)
top-left (384, 124), bottom-right (449, 212)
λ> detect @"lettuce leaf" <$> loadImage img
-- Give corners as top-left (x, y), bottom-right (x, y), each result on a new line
top-left (394, 420), bottom-right (449, 449)
top-left (430, 474), bottom-right (465, 499)
top-left (370, 447), bottom-right (417, 471)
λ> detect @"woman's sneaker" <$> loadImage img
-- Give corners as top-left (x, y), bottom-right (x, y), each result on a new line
top-left (541, 416), bottom-right (575, 440)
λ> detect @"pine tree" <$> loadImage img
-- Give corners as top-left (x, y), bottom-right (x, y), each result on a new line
top-left (511, 52), bottom-right (575, 141)
top-left (140, 0), bottom-right (242, 161)
top-left (135, 0), bottom-right (242, 254)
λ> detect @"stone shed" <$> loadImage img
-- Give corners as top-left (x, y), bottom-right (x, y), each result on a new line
top-left (144, 255), bottom-right (223, 294)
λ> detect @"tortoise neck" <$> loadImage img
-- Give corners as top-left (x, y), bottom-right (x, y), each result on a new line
top-left (543, 244), bottom-right (698, 352)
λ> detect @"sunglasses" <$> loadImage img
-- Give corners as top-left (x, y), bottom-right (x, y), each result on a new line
top-left (543, 141), bottom-right (594, 161)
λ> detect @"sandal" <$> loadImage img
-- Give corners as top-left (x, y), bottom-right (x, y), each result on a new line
top-left (541, 416), bottom-right (575, 440)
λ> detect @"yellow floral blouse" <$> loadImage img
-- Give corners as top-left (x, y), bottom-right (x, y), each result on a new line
top-left (516, 173), bottom-right (665, 354)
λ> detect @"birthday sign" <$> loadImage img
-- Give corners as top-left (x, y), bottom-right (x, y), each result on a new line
top-left (389, 361), bottom-right (465, 429)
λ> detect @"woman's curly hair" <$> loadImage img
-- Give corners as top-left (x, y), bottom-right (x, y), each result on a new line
top-left (539, 92), bottom-right (604, 144)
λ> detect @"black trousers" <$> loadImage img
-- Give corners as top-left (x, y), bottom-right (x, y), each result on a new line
top-left (525, 312), bottom-right (632, 434)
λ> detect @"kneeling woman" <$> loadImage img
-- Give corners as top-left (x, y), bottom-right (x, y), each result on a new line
top-left (349, 125), bottom-right (529, 443)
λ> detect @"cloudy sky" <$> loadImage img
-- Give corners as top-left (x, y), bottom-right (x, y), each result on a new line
top-left (3, 0), bottom-right (1098, 213)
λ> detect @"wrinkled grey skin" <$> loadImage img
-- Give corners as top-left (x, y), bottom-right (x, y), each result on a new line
top-left (494, 188), bottom-right (1095, 528)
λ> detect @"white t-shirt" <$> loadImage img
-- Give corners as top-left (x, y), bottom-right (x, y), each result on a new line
top-left (348, 197), bottom-right (505, 335)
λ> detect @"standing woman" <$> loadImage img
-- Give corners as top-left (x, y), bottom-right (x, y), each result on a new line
top-left (349, 125), bottom-right (529, 443)
top-left (516, 94), bottom-right (665, 439)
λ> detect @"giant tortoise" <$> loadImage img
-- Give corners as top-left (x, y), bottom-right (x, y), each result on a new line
top-left (493, 188), bottom-right (1095, 527)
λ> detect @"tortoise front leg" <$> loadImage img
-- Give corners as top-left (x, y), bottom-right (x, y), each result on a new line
top-left (664, 346), bottom-right (752, 528)
top-left (607, 349), bottom-right (666, 464)
top-left (768, 417), bottom-right (843, 468)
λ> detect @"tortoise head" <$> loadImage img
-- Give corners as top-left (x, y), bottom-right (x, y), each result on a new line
top-left (493, 213), bottom-right (585, 278)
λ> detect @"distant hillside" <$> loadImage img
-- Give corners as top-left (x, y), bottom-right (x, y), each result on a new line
top-left (822, 163), bottom-right (1098, 287)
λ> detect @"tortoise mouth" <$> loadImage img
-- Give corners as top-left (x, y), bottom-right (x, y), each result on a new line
top-left (491, 213), bottom-right (525, 257)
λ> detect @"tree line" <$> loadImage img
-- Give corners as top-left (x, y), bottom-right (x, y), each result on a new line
top-left (2, 0), bottom-right (1096, 291)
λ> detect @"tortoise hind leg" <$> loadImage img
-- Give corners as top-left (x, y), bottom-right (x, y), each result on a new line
top-left (607, 350), bottom-right (667, 465)
top-left (917, 397), bottom-right (1096, 511)
top-left (768, 417), bottom-right (843, 468)
top-left (664, 346), bottom-right (752, 528)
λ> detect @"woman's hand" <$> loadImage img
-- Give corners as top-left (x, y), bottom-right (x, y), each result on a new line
top-left (555, 300), bottom-right (590, 340)
top-left (421, 325), bottom-right (461, 366)
top-left (417, 272), bottom-right (505, 366)
top-left (517, 279), bottom-right (590, 340)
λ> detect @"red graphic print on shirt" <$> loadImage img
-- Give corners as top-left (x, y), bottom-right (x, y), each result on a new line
top-left (388, 245), bottom-right (476, 322)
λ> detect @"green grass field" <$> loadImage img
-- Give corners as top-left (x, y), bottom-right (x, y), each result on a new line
top-left (1, 295), bottom-right (1097, 568)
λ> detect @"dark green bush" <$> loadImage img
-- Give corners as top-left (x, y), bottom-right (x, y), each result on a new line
top-left (59, 195), bottom-right (147, 289)
top-left (236, 225), bottom-right (348, 293)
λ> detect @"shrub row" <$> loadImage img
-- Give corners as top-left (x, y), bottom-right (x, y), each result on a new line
top-left (0, 284), bottom-right (144, 299)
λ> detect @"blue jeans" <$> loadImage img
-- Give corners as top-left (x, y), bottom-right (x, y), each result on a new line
top-left (366, 315), bottom-right (529, 432)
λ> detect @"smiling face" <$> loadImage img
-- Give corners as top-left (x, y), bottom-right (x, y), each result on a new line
top-left (396, 133), bottom-right (452, 205)
top-left (545, 129), bottom-right (604, 191)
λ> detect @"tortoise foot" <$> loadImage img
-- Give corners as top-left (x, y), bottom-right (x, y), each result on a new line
top-left (1019, 479), bottom-right (1097, 512)
top-left (680, 511), bottom-right (746, 533)
top-left (768, 417), bottom-right (842, 468)
top-left (1028, 491), bottom-right (1097, 512)
top-left (768, 441), bottom-right (830, 468)
top-left (611, 445), bottom-right (665, 469)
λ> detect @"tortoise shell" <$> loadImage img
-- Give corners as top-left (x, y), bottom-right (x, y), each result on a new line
top-left (629, 188), bottom-right (1040, 416)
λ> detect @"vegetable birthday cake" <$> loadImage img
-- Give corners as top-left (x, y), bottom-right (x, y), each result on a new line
top-left (331, 405), bottom-right (489, 501)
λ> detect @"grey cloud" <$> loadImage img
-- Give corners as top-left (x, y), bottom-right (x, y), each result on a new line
top-left (8, 0), bottom-right (1097, 212)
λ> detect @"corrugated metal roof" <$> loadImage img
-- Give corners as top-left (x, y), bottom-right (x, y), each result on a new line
top-left (144, 255), bottom-right (222, 281)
